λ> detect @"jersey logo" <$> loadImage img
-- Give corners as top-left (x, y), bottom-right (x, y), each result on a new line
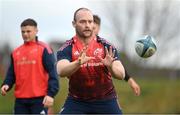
top-left (94, 48), bottom-right (103, 57)
top-left (17, 57), bottom-right (36, 65)
top-left (74, 51), bottom-right (80, 57)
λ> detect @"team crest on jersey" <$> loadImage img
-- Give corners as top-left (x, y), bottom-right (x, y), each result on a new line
top-left (94, 48), bottom-right (103, 57)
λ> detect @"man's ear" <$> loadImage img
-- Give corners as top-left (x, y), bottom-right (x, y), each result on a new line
top-left (36, 28), bottom-right (38, 33)
top-left (72, 21), bottom-right (76, 28)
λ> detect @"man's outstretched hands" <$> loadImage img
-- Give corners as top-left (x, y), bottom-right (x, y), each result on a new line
top-left (100, 46), bottom-right (117, 67)
top-left (78, 46), bottom-right (95, 65)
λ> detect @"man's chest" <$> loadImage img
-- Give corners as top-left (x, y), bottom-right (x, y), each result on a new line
top-left (72, 42), bottom-right (105, 60)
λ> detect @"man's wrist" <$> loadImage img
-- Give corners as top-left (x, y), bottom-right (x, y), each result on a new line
top-left (124, 70), bottom-right (131, 82)
top-left (76, 58), bottom-right (82, 66)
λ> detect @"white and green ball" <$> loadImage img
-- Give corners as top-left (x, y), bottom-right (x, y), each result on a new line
top-left (135, 35), bottom-right (157, 58)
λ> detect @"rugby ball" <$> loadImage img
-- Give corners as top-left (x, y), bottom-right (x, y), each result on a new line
top-left (135, 35), bottom-right (157, 58)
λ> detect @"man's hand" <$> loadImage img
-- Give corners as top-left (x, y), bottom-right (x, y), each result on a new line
top-left (43, 95), bottom-right (54, 108)
top-left (1, 85), bottom-right (9, 96)
top-left (128, 78), bottom-right (141, 96)
top-left (78, 46), bottom-right (95, 65)
top-left (100, 46), bottom-right (116, 68)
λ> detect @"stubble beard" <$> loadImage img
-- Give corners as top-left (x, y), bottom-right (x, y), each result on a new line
top-left (76, 29), bottom-right (93, 39)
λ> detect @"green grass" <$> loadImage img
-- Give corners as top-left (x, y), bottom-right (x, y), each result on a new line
top-left (0, 77), bottom-right (180, 114)
top-left (114, 78), bottom-right (180, 114)
top-left (0, 76), bottom-right (15, 113)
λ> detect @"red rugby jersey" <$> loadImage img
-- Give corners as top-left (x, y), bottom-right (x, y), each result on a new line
top-left (57, 36), bottom-right (119, 101)
top-left (12, 41), bottom-right (50, 98)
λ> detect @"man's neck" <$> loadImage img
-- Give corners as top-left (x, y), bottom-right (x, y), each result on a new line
top-left (78, 36), bottom-right (93, 46)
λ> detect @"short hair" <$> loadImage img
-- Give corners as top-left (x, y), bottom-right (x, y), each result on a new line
top-left (73, 7), bottom-right (91, 22)
top-left (21, 18), bottom-right (37, 27)
top-left (93, 15), bottom-right (101, 25)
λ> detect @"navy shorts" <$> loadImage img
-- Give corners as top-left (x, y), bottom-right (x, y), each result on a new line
top-left (60, 96), bottom-right (122, 114)
top-left (14, 96), bottom-right (48, 114)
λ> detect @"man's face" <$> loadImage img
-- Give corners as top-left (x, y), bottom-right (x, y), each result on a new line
top-left (73, 10), bottom-right (94, 39)
top-left (21, 26), bottom-right (38, 42)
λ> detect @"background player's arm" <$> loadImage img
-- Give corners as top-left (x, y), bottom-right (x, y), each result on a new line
top-left (124, 70), bottom-right (141, 96)
top-left (1, 55), bottom-right (15, 96)
top-left (128, 77), bottom-right (141, 96)
top-left (42, 48), bottom-right (59, 107)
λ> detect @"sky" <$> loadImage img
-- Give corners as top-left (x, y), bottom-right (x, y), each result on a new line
top-left (0, 0), bottom-right (114, 48)
top-left (0, 0), bottom-right (86, 48)
top-left (0, 0), bottom-right (118, 48)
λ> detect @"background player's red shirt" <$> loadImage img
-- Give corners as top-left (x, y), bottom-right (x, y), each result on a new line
top-left (12, 41), bottom-right (49, 98)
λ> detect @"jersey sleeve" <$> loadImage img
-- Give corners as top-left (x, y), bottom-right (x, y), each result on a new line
top-left (104, 43), bottom-right (120, 60)
top-left (97, 36), bottom-right (120, 60)
top-left (42, 48), bottom-right (59, 97)
top-left (57, 45), bottom-right (72, 62)
top-left (113, 46), bottom-right (120, 60)
top-left (1, 54), bottom-right (15, 91)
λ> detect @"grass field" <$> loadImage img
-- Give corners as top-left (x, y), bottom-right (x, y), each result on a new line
top-left (0, 77), bottom-right (180, 114)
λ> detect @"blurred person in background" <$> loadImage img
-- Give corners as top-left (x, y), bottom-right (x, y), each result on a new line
top-left (0, 18), bottom-right (59, 114)
top-left (93, 14), bottom-right (140, 96)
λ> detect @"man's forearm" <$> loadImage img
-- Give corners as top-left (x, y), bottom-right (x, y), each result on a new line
top-left (109, 61), bottom-right (125, 80)
top-left (57, 60), bottom-right (81, 78)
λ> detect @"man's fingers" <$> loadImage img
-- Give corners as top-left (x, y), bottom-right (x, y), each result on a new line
top-left (112, 49), bottom-right (115, 58)
top-left (83, 46), bottom-right (88, 51)
top-left (137, 87), bottom-right (141, 96)
top-left (1, 85), bottom-right (9, 96)
top-left (105, 46), bottom-right (109, 55)
top-left (43, 96), bottom-right (47, 105)
top-left (109, 46), bottom-right (113, 56)
top-left (1, 89), bottom-right (6, 96)
top-left (105, 46), bottom-right (115, 58)
top-left (134, 87), bottom-right (140, 96)
top-left (43, 96), bottom-right (54, 107)
top-left (4, 86), bottom-right (8, 91)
